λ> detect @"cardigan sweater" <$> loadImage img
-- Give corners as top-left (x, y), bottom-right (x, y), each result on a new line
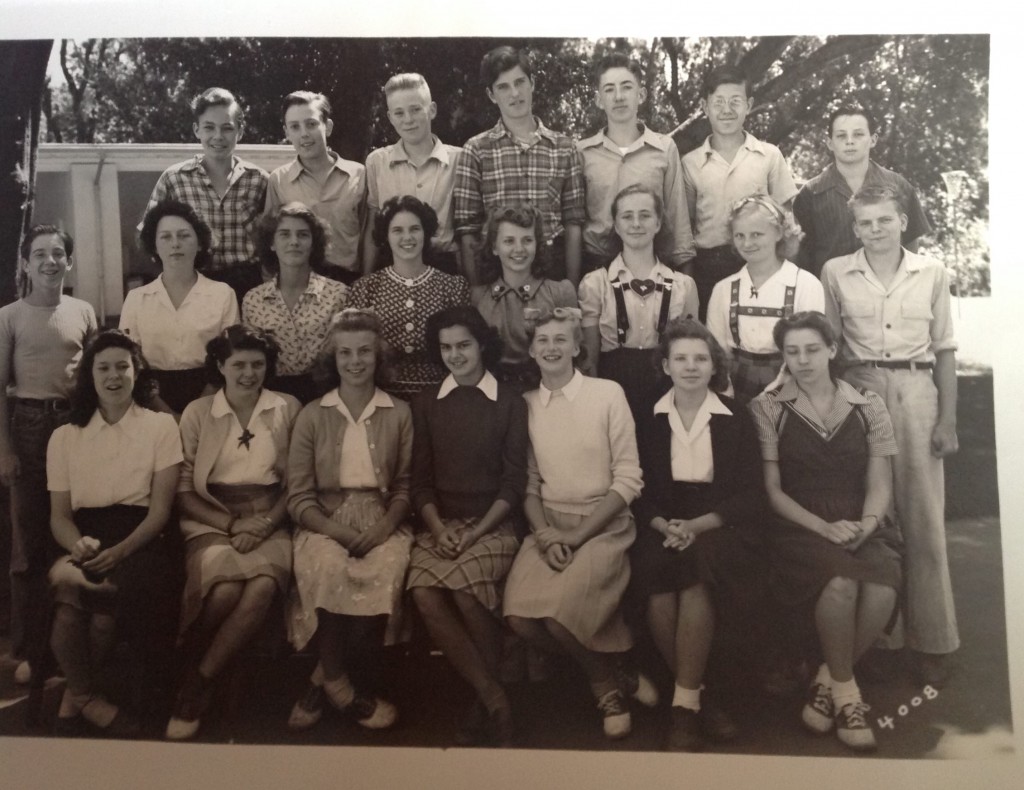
top-left (287, 387), bottom-right (413, 524)
top-left (177, 389), bottom-right (301, 539)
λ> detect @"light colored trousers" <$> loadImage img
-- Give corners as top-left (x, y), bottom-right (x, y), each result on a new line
top-left (843, 364), bottom-right (960, 655)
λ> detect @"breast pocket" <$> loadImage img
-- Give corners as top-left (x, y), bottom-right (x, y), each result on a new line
top-left (901, 301), bottom-right (933, 322)
top-left (842, 300), bottom-right (876, 319)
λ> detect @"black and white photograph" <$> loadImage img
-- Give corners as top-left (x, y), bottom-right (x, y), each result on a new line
top-left (1, 3), bottom-right (1020, 789)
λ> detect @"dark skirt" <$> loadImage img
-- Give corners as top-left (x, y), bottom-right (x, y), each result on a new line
top-left (599, 347), bottom-right (669, 420)
top-left (630, 482), bottom-right (765, 600)
top-left (767, 517), bottom-right (903, 608)
top-left (50, 505), bottom-right (178, 630)
top-left (151, 367), bottom-right (208, 414)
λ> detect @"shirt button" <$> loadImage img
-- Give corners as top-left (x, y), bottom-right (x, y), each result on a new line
top-left (885, 323), bottom-right (892, 329)
top-left (884, 352), bottom-right (891, 358)
top-left (406, 299), bottom-right (414, 308)
top-left (405, 345), bottom-right (414, 354)
top-left (369, 443), bottom-right (375, 449)
top-left (405, 322), bottom-right (415, 332)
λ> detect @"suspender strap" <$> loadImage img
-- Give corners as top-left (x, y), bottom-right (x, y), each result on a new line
top-left (655, 279), bottom-right (673, 335)
top-left (610, 278), bottom-right (630, 345)
top-left (729, 279), bottom-right (742, 347)
top-left (730, 282), bottom-right (799, 348)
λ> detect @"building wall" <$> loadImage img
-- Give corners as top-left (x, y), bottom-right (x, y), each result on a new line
top-left (36, 143), bottom-right (294, 323)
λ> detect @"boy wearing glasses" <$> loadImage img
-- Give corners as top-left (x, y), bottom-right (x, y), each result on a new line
top-left (363, 74), bottom-right (462, 276)
top-left (266, 91), bottom-right (366, 285)
top-left (681, 66), bottom-right (798, 321)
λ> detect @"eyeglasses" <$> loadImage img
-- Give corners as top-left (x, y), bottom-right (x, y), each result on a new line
top-left (709, 97), bottom-right (748, 112)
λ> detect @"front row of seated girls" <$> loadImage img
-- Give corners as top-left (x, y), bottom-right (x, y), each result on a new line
top-left (41, 305), bottom-right (900, 754)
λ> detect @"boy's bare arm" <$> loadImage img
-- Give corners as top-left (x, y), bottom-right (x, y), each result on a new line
top-left (931, 348), bottom-right (958, 457)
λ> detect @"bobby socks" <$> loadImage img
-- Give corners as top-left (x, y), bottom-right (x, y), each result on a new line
top-left (830, 677), bottom-right (862, 711)
top-left (672, 684), bottom-right (702, 711)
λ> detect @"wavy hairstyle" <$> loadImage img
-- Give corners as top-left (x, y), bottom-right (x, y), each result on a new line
top-left (139, 199), bottom-right (214, 271)
top-left (523, 306), bottom-right (587, 369)
top-left (203, 324), bottom-right (281, 388)
top-left (728, 194), bottom-right (802, 261)
top-left (371, 195), bottom-right (440, 268)
top-left (657, 318), bottom-right (731, 394)
top-left (257, 202), bottom-right (329, 274)
top-left (478, 204), bottom-right (551, 284)
top-left (69, 329), bottom-right (157, 427)
top-left (425, 305), bottom-right (504, 373)
top-left (313, 308), bottom-right (395, 392)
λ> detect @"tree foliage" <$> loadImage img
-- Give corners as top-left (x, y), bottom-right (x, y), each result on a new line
top-left (42, 34), bottom-right (990, 292)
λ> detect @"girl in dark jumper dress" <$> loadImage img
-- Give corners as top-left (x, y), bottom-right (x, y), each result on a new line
top-left (406, 305), bottom-right (528, 746)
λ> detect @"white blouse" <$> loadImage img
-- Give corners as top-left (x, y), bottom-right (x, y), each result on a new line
top-left (46, 404), bottom-right (183, 510)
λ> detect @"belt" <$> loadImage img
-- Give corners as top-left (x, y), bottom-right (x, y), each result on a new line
top-left (862, 360), bottom-right (933, 371)
top-left (12, 397), bottom-right (70, 412)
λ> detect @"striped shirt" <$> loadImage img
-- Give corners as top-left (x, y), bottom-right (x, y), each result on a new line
top-left (749, 377), bottom-right (897, 462)
top-left (144, 155), bottom-right (268, 272)
top-left (793, 161), bottom-right (932, 278)
top-left (453, 118), bottom-right (586, 241)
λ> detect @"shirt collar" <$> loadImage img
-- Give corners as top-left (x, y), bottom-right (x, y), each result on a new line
top-left (776, 377), bottom-right (869, 407)
top-left (211, 387), bottom-right (286, 419)
top-left (489, 117), bottom-right (557, 143)
top-left (287, 151), bottom-right (360, 182)
top-left (136, 271), bottom-right (213, 296)
top-left (653, 388), bottom-right (732, 417)
top-left (437, 371), bottom-right (499, 402)
top-left (267, 272), bottom-right (328, 301)
top-left (844, 247), bottom-right (919, 275)
top-left (321, 387), bottom-right (394, 420)
top-left (82, 403), bottom-right (144, 438)
top-left (578, 123), bottom-right (671, 154)
top-left (607, 254), bottom-right (674, 282)
top-left (489, 276), bottom-right (544, 302)
top-left (739, 259), bottom-right (799, 288)
top-left (388, 136), bottom-right (451, 167)
top-left (538, 369), bottom-right (583, 406)
top-left (698, 131), bottom-right (764, 164)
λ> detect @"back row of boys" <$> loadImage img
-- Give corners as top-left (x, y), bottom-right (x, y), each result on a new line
top-left (145, 46), bottom-right (931, 314)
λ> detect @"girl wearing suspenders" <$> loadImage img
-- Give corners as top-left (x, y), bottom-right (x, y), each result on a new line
top-left (706, 195), bottom-right (823, 403)
top-left (579, 184), bottom-right (699, 418)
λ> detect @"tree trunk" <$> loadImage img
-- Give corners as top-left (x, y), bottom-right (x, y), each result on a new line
top-left (0, 40), bottom-right (52, 307)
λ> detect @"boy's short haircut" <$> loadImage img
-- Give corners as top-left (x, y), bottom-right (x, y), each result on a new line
top-left (384, 73), bottom-right (432, 101)
top-left (191, 87), bottom-right (244, 127)
top-left (702, 65), bottom-right (751, 98)
top-left (20, 224), bottom-right (74, 260)
top-left (848, 185), bottom-right (907, 217)
top-left (593, 52), bottom-right (643, 88)
top-left (480, 46), bottom-right (533, 89)
top-left (828, 105), bottom-right (877, 136)
top-left (282, 90), bottom-right (332, 124)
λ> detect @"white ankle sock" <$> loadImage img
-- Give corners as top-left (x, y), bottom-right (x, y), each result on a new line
top-left (672, 684), bottom-right (701, 712)
top-left (323, 674), bottom-right (355, 708)
top-left (830, 677), bottom-right (861, 711)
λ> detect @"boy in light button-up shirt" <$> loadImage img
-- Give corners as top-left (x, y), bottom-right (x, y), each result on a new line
top-left (821, 186), bottom-right (959, 685)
